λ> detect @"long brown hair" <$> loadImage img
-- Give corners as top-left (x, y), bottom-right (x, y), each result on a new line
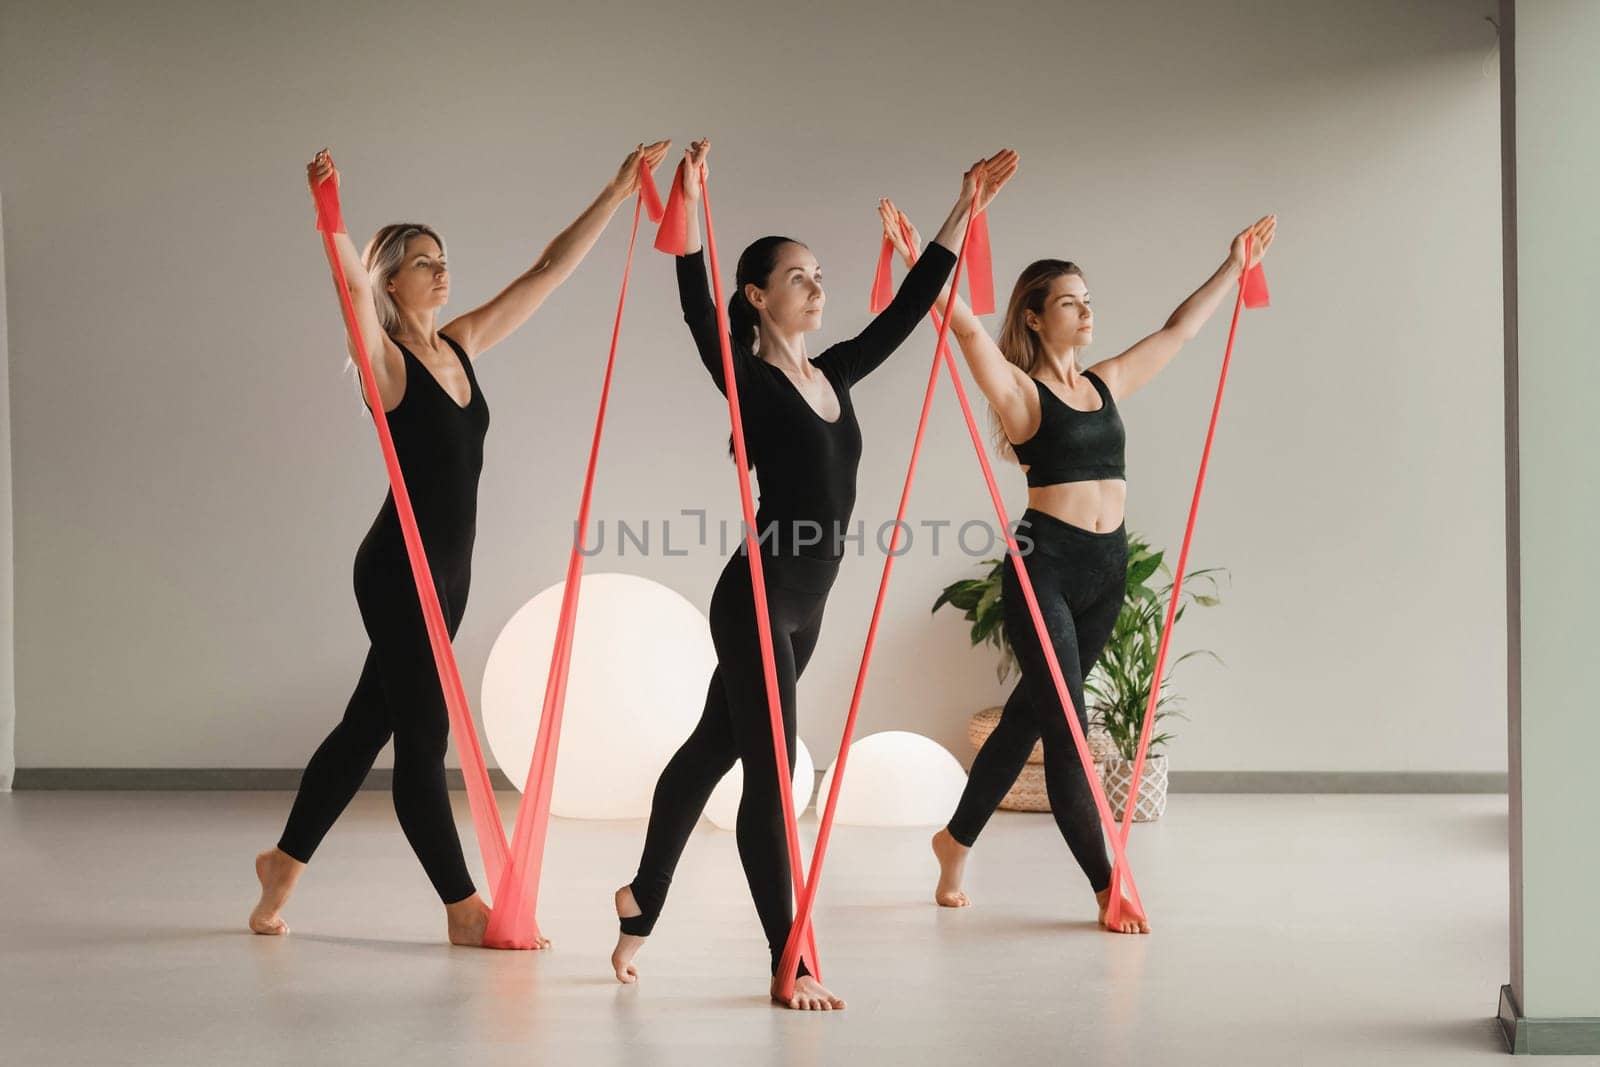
top-left (992, 259), bottom-right (1085, 462)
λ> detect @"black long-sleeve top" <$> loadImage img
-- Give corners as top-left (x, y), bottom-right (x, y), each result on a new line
top-left (676, 243), bottom-right (957, 559)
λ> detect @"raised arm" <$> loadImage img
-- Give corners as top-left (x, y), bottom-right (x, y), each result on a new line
top-left (676, 249), bottom-right (747, 396)
top-left (309, 150), bottom-right (403, 411)
top-left (442, 140), bottom-right (670, 359)
top-left (811, 241), bottom-right (955, 386)
top-left (1091, 215), bottom-right (1277, 400)
top-left (816, 151), bottom-right (1015, 385)
top-left (874, 152), bottom-right (1036, 439)
top-left (667, 139), bottom-right (746, 397)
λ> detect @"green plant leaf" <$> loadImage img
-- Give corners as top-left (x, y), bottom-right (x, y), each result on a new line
top-left (1172, 649), bottom-right (1222, 668)
top-left (1126, 556), bottom-right (1162, 587)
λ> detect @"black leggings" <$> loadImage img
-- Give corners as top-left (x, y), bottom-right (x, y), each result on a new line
top-left (276, 551), bottom-right (477, 905)
top-left (624, 548), bottom-right (838, 975)
top-left (946, 509), bottom-right (1127, 893)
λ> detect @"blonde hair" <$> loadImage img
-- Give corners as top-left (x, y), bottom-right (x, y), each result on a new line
top-left (991, 259), bottom-right (1085, 463)
top-left (339, 224), bottom-right (448, 408)
top-left (363, 223), bottom-right (448, 338)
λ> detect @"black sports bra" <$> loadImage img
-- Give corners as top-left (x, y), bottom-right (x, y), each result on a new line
top-left (1010, 370), bottom-right (1126, 487)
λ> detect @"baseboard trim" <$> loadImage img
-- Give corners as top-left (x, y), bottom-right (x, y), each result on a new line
top-left (1168, 771), bottom-right (1507, 794)
top-left (1500, 983), bottom-right (1600, 1054)
top-left (11, 768), bottom-right (518, 791)
top-left (10, 768), bottom-right (1507, 793)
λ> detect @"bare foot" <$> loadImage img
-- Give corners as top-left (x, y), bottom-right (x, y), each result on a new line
top-left (445, 895), bottom-right (548, 949)
top-left (1096, 887), bottom-right (1151, 934)
top-left (445, 894), bottom-right (496, 947)
top-left (249, 848), bottom-right (304, 935)
top-left (611, 885), bottom-right (646, 983)
top-left (931, 828), bottom-right (972, 908)
top-left (771, 974), bottom-right (847, 1011)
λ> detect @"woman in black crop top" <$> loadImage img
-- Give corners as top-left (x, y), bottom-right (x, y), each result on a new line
top-left (879, 202), bottom-right (1275, 933)
top-left (249, 142), bottom-right (671, 946)
top-left (612, 141), bottom-right (1016, 1011)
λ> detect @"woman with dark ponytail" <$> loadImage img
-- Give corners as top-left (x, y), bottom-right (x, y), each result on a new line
top-left (875, 199), bottom-right (1275, 932)
top-left (612, 139), bottom-right (1017, 1010)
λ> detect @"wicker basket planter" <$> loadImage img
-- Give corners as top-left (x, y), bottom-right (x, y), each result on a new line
top-left (1000, 763), bottom-right (1051, 811)
top-left (967, 706), bottom-right (1042, 764)
top-left (1101, 754), bottom-right (1169, 823)
top-left (967, 707), bottom-right (1118, 812)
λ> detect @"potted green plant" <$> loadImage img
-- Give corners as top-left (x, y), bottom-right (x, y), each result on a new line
top-left (1086, 534), bottom-right (1225, 822)
top-left (934, 534), bottom-right (1224, 819)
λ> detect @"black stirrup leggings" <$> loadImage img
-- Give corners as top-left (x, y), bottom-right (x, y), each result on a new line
top-left (624, 547), bottom-right (837, 976)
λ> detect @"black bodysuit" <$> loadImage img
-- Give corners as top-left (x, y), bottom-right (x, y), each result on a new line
top-left (279, 332), bottom-right (488, 904)
top-left (680, 245), bottom-right (957, 557)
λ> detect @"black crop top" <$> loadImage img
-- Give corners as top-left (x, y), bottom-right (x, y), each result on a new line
top-left (676, 243), bottom-right (957, 558)
top-left (1010, 370), bottom-right (1126, 487)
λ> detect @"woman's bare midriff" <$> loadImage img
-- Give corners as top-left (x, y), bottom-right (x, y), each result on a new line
top-left (1023, 478), bottom-right (1128, 532)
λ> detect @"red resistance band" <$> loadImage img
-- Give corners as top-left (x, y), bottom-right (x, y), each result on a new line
top-left (312, 161), bottom-right (663, 948)
top-left (774, 198), bottom-right (985, 997)
top-left (662, 173), bottom-right (1044, 995)
top-left (653, 160), bottom-right (824, 978)
top-left (777, 219), bottom-right (1269, 984)
top-left (870, 208), bottom-right (993, 315)
top-left (1103, 236), bottom-right (1265, 925)
top-left (655, 165), bottom-right (1002, 994)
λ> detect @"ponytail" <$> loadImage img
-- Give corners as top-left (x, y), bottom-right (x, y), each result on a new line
top-left (722, 235), bottom-right (804, 466)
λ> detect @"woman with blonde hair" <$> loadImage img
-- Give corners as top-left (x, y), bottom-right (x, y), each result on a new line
top-left (248, 141), bottom-right (669, 946)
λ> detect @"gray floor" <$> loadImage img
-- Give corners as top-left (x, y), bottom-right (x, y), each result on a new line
top-left (0, 791), bottom-right (1555, 1066)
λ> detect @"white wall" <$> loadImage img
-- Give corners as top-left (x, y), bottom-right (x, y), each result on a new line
top-left (0, 0), bottom-right (1504, 775)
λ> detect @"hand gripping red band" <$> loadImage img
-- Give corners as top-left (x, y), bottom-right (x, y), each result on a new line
top-left (658, 169), bottom-right (822, 979)
top-left (312, 167), bottom-right (655, 948)
top-left (312, 175), bottom-right (345, 235)
top-left (1242, 261), bottom-right (1269, 309)
top-left (870, 210), bottom-right (993, 315)
top-left (1102, 239), bottom-right (1265, 927)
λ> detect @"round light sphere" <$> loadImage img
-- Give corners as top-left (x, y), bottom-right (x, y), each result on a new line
top-left (481, 572), bottom-right (715, 819)
top-left (814, 731), bottom-right (968, 827)
top-left (703, 739), bottom-right (815, 831)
